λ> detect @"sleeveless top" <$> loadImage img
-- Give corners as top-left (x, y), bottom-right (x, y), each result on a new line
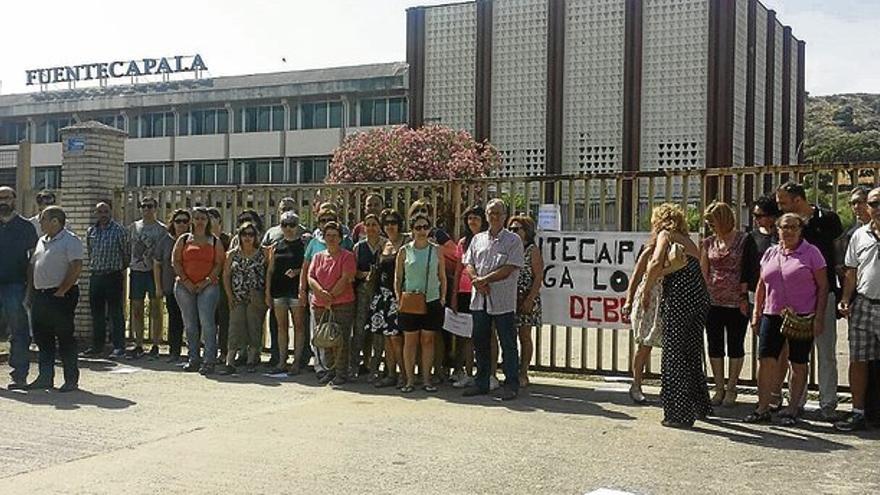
top-left (270, 237), bottom-right (305, 298)
top-left (229, 248), bottom-right (266, 303)
top-left (403, 242), bottom-right (440, 302)
top-left (182, 234), bottom-right (217, 283)
top-left (703, 231), bottom-right (747, 307)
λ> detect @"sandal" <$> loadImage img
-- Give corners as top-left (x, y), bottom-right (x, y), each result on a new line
top-left (778, 415), bottom-right (798, 427)
top-left (423, 384), bottom-right (438, 393)
top-left (743, 409), bottom-right (772, 424)
top-left (400, 385), bottom-right (415, 393)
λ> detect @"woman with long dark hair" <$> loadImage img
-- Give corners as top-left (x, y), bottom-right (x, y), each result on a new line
top-left (153, 209), bottom-right (190, 363)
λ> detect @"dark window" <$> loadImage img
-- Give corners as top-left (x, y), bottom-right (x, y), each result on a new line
top-left (217, 109), bottom-right (229, 133)
top-left (178, 113), bottom-right (190, 136)
top-left (389, 98), bottom-right (406, 124)
top-left (302, 104), bottom-right (316, 130)
top-left (329, 102), bottom-right (343, 128)
top-left (359, 100), bottom-right (374, 127)
top-left (257, 107), bottom-right (270, 132)
top-left (272, 106), bottom-right (285, 131)
top-left (245, 108), bottom-right (258, 133)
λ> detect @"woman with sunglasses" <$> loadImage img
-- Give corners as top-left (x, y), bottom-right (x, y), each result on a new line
top-left (307, 221), bottom-right (357, 386)
top-left (265, 211), bottom-right (306, 375)
top-left (172, 207), bottom-right (226, 374)
top-left (370, 209), bottom-right (410, 388)
top-left (746, 213), bottom-right (828, 425)
top-left (396, 214), bottom-right (448, 393)
top-left (508, 215), bottom-right (543, 387)
top-left (220, 222), bottom-right (268, 375)
top-left (153, 209), bottom-right (190, 363)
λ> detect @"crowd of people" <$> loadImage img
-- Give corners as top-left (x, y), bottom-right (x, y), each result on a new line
top-left (1, 181), bottom-right (878, 432)
top-left (0, 187), bottom-right (542, 403)
top-left (624, 182), bottom-right (880, 431)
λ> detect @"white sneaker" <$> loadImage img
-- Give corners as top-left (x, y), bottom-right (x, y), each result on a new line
top-left (453, 376), bottom-right (474, 389)
top-left (489, 376), bottom-right (500, 391)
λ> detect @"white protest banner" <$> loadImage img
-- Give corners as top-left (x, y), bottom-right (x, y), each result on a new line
top-left (538, 231), bottom-right (651, 329)
top-left (537, 204), bottom-right (562, 231)
top-left (443, 308), bottom-right (473, 337)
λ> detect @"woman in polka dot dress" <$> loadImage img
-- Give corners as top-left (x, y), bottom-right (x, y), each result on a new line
top-left (637, 204), bottom-right (712, 427)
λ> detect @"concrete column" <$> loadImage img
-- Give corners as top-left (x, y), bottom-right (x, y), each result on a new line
top-left (58, 121), bottom-right (127, 340)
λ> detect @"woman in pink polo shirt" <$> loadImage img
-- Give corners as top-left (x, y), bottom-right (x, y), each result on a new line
top-left (308, 221), bottom-right (357, 387)
top-left (746, 213), bottom-right (828, 425)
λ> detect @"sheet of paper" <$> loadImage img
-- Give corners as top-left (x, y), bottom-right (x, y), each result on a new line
top-left (443, 308), bottom-right (473, 338)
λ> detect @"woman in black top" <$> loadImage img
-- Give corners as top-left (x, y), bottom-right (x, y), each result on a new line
top-left (352, 214), bottom-right (386, 380)
top-left (265, 211), bottom-right (306, 374)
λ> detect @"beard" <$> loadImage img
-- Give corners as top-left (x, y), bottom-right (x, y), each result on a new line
top-left (0, 204), bottom-right (12, 215)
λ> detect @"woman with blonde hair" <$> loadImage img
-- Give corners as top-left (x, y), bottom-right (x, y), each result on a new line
top-left (637, 203), bottom-right (712, 427)
top-left (700, 201), bottom-right (756, 406)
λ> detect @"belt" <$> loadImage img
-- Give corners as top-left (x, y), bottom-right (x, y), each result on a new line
top-left (34, 286), bottom-right (78, 294)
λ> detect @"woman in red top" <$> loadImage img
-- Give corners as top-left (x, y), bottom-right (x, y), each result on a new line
top-left (172, 207), bottom-right (226, 374)
top-left (308, 221), bottom-right (357, 386)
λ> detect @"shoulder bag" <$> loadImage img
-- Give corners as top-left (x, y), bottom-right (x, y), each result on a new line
top-left (776, 249), bottom-right (815, 341)
top-left (399, 244), bottom-right (432, 315)
top-left (313, 307), bottom-right (342, 348)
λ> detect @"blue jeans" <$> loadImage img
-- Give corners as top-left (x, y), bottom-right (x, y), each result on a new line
top-left (1, 283), bottom-right (30, 383)
top-left (174, 282), bottom-right (220, 364)
top-left (472, 310), bottom-right (519, 393)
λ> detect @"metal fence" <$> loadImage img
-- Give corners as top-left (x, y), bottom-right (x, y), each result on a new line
top-left (118, 162), bottom-right (880, 390)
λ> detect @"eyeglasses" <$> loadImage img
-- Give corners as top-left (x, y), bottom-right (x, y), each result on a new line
top-left (281, 222), bottom-right (298, 228)
top-left (868, 201), bottom-right (880, 209)
top-left (141, 204), bottom-right (156, 209)
top-left (318, 217), bottom-right (335, 223)
top-left (413, 224), bottom-right (430, 232)
top-left (509, 226), bottom-right (521, 233)
top-left (240, 231), bottom-right (256, 238)
top-left (173, 218), bottom-right (190, 224)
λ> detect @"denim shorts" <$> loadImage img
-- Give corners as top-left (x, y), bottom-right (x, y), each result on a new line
top-left (129, 270), bottom-right (156, 300)
top-left (273, 297), bottom-right (299, 310)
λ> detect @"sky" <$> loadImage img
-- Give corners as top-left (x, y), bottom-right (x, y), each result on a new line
top-left (0, 0), bottom-right (876, 97)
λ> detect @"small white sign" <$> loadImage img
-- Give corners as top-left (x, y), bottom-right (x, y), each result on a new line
top-left (537, 204), bottom-right (562, 231)
top-left (443, 308), bottom-right (473, 337)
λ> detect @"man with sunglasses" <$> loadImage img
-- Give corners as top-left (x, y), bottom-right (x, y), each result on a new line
top-left (126, 196), bottom-right (166, 359)
top-left (29, 190), bottom-right (57, 234)
top-left (776, 181), bottom-right (844, 420)
top-left (83, 200), bottom-right (129, 359)
top-left (836, 187), bottom-right (880, 431)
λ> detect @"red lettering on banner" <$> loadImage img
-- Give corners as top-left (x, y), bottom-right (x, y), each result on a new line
top-left (568, 296), bottom-right (630, 325)
top-left (585, 297), bottom-right (602, 323)
top-left (570, 295), bottom-right (585, 319)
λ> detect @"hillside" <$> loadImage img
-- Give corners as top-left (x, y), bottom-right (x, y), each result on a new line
top-left (805, 93), bottom-right (880, 164)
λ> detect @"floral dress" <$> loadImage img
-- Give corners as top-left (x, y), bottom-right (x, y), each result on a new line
top-left (516, 243), bottom-right (542, 327)
top-left (367, 253), bottom-right (400, 337)
top-left (229, 249), bottom-right (266, 304)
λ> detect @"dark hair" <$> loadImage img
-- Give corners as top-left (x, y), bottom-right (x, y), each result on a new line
top-left (461, 204), bottom-right (488, 248)
top-left (191, 206), bottom-right (213, 235)
top-left (322, 221), bottom-right (343, 238)
top-left (363, 213), bottom-right (381, 226)
top-left (139, 196), bottom-right (157, 208)
top-left (508, 215), bottom-right (537, 246)
top-left (207, 207), bottom-right (221, 220)
top-left (97, 198), bottom-right (113, 208)
top-left (851, 186), bottom-right (870, 200)
top-left (236, 221), bottom-right (260, 245)
top-left (237, 209), bottom-right (263, 232)
top-left (753, 195), bottom-right (781, 218)
top-left (318, 209), bottom-right (339, 222)
top-left (407, 199), bottom-right (433, 220)
top-left (166, 208), bottom-right (191, 235)
top-left (36, 190), bottom-right (56, 203)
top-left (380, 208), bottom-right (403, 231)
top-left (40, 205), bottom-right (66, 226)
top-left (777, 181), bottom-right (806, 200)
top-left (410, 213), bottom-right (432, 229)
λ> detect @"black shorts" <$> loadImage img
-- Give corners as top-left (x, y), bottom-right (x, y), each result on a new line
top-left (457, 292), bottom-right (472, 314)
top-left (399, 300), bottom-right (444, 332)
top-left (758, 314), bottom-right (813, 365)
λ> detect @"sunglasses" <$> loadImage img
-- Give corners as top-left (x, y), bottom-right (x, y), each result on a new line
top-left (509, 226), bottom-right (522, 233)
top-left (173, 218), bottom-right (190, 224)
top-left (281, 222), bottom-right (298, 228)
top-left (240, 231), bottom-right (257, 238)
top-left (413, 224), bottom-right (431, 232)
top-left (141, 204), bottom-right (157, 209)
top-left (868, 201), bottom-right (880, 209)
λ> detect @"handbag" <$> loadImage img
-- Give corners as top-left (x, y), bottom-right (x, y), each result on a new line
top-left (666, 241), bottom-right (687, 273)
top-left (776, 251), bottom-right (816, 341)
top-left (313, 307), bottom-right (342, 348)
top-left (399, 244), bottom-right (432, 315)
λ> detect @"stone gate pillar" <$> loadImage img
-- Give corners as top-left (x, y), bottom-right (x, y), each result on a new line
top-left (59, 121), bottom-right (126, 342)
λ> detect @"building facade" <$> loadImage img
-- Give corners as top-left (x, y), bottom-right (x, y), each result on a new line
top-left (0, 62), bottom-right (408, 191)
top-left (406, 0), bottom-right (805, 177)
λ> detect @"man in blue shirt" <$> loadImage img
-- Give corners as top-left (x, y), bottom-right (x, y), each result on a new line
top-left (0, 186), bottom-right (39, 390)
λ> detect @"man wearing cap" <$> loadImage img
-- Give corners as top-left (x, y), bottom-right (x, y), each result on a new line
top-left (28, 206), bottom-right (84, 392)
top-left (0, 186), bottom-right (39, 390)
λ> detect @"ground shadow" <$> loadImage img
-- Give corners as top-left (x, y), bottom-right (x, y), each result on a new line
top-left (690, 418), bottom-right (857, 453)
top-left (0, 387), bottom-right (136, 411)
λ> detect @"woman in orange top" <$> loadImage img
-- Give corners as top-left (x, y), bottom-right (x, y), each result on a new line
top-left (172, 207), bottom-right (226, 374)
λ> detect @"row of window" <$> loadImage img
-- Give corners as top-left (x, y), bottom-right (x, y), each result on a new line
top-left (2, 97), bottom-right (408, 144)
top-left (126, 158), bottom-right (330, 187)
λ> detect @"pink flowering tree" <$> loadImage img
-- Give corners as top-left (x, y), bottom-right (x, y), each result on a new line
top-left (327, 125), bottom-right (500, 183)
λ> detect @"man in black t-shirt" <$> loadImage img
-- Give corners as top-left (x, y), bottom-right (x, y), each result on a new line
top-left (0, 186), bottom-right (39, 390)
top-left (777, 181), bottom-right (844, 419)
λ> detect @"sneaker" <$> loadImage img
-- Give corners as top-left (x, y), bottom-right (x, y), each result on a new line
top-left (125, 346), bottom-right (144, 360)
top-left (79, 347), bottom-right (102, 358)
top-left (182, 361), bottom-right (200, 373)
top-left (25, 378), bottom-right (53, 390)
top-left (489, 376), bottom-right (500, 391)
top-left (108, 348), bottom-right (125, 360)
top-left (834, 412), bottom-right (867, 432)
top-left (820, 406), bottom-right (841, 422)
top-left (147, 346), bottom-right (160, 359)
top-left (453, 376), bottom-right (475, 389)
top-left (58, 382), bottom-right (79, 393)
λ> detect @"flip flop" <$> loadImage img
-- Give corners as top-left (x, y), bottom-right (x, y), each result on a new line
top-left (400, 385), bottom-right (415, 393)
top-left (423, 384), bottom-right (438, 393)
